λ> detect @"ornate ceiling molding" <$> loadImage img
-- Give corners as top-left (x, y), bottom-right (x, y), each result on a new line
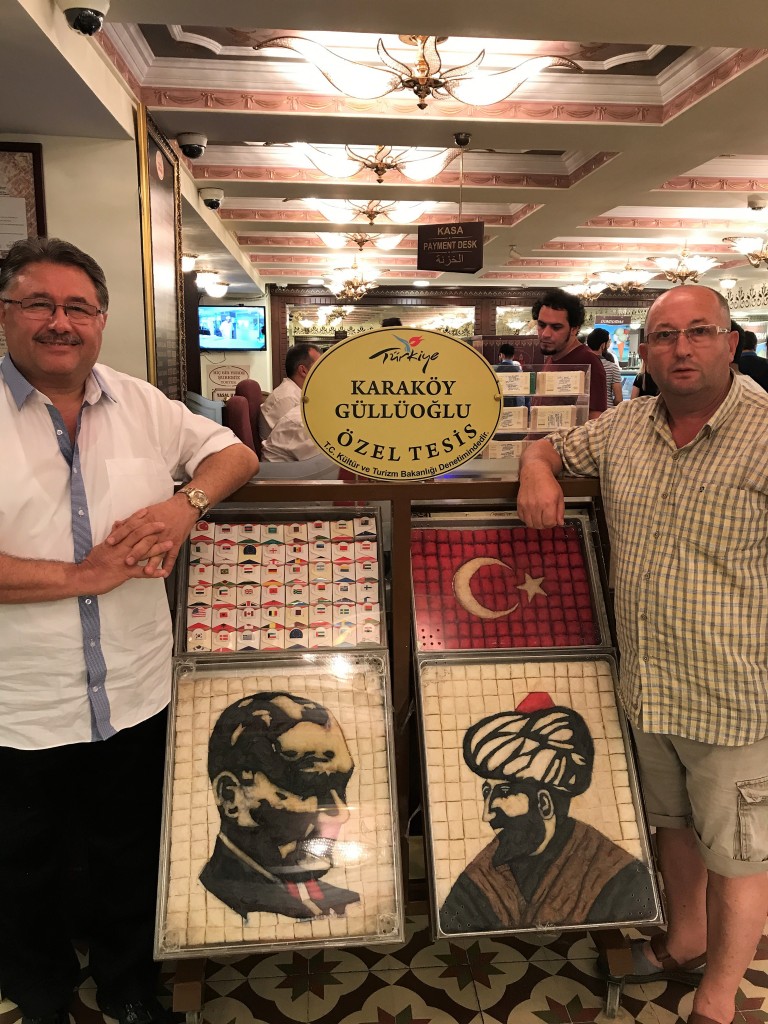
top-left (193, 152), bottom-right (618, 190)
top-left (542, 241), bottom-right (727, 253)
top-left (141, 86), bottom-right (663, 125)
top-left (658, 175), bottom-right (768, 191)
top-left (220, 209), bottom-right (527, 226)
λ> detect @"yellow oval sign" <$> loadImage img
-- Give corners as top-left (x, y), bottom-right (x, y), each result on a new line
top-left (301, 327), bottom-right (502, 480)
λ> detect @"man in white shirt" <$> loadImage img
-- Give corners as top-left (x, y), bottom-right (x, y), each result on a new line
top-left (0, 238), bottom-right (259, 1024)
top-left (258, 343), bottom-right (321, 445)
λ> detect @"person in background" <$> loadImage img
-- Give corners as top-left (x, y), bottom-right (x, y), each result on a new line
top-left (258, 343), bottom-right (321, 445)
top-left (631, 364), bottom-right (659, 398)
top-left (518, 284), bottom-right (768, 1024)
top-left (495, 342), bottom-right (525, 409)
top-left (0, 237), bottom-right (259, 1024)
top-left (496, 342), bottom-right (522, 370)
top-left (586, 327), bottom-right (623, 408)
top-left (738, 329), bottom-right (768, 391)
top-left (532, 289), bottom-right (607, 419)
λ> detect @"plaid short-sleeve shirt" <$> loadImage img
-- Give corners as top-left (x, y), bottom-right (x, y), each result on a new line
top-left (548, 373), bottom-right (768, 746)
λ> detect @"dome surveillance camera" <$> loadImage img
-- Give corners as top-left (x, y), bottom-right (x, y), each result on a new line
top-left (199, 187), bottom-right (224, 211)
top-left (747, 194), bottom-right (767, 211)
top-left (453, 131), bottom-right (472, 148)
top-left (55, 0), bottom-right (110, 35)
top-left (177, 133), bottom-right (208, 160)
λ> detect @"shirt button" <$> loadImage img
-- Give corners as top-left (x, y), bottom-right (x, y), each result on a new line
top-left (640, 613), bottom-right (646, 620)
top-left (653, 531), bottom-right (660, 539)
top-left (643, 655), bottom-right (649, 662)
top-left (644, 572), bottom-right (651, 580)
top-left (78, 509), bottom-right (85, 516)
top-left (661, 492), bottom-right (668, 499)
top-left (700, 486), bottom-right (705, 492)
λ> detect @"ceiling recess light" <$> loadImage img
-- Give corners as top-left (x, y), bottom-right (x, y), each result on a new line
top-left (718, 277), bottom-right (737, 290)
top-left (205, 280), bottom-right (229, 298)
top-left (307, 277), bottom-right (325, 285)
top-left (413, 279), bottom-right (430, 287)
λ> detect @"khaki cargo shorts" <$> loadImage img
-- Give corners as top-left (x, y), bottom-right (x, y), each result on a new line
top-left (631, 725), bottom-right (768, 878)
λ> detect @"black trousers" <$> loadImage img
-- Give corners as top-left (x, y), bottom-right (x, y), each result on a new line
top-left (0, 709), bottom-right (167, 1015)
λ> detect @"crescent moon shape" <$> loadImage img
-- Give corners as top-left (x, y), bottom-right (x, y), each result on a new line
top-left (452, 557), bottom-right (520, 620)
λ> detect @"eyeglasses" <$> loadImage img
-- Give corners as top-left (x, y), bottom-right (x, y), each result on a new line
top-left (1, 297), bottom-right (104, 324)
top-left (645, 324), bottom-right (731, 348)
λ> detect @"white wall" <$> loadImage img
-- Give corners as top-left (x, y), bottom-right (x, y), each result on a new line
top-left (0, 132), bottom-right (147, 379)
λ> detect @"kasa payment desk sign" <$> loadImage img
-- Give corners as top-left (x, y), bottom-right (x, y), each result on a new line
top-left (302, 327), bottom-right (501, 480)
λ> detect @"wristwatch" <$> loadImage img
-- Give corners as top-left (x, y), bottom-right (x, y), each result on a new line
top-left (178, 485), bottom-right (210, 516)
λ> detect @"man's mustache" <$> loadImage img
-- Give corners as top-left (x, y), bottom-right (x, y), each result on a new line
top-left (33, 330), bottom-right (81, 346)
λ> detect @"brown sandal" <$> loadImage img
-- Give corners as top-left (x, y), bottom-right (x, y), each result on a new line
top-left (650, 932), bottom-right (708, 974)
top-left (599, 931), bottom-right (706, 984)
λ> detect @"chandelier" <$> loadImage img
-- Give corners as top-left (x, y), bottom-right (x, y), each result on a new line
top-left (293, 142), bottom-right (460, 183)
top-left (254, 34), bottom-right (581, 110)
top-left (722, 235), bottom-right (768, 268)
top-left (318, 231), bottom-right (405, 251)
top-left (650, 246), bottom-right (720, 284)
top-left (596, 263), bottom-right (656, 294)
top-left (565, 275), bottom-right (607, 300)
top-left (326, 256), bottom-right (379, 302)
top-left (303, 198), bottom-right (434, 224)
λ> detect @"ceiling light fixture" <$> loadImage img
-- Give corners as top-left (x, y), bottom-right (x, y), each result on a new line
top-left (305, 198), bottom-right (434, 225)
top-left (596, 262), bottom-right (656, 294)
top-left (181, 252), bottom-right (198, 273)
top-left (317, 231), bottom-right (406, 251)
top-left (718, 277), bottom-right (738, 291)
top-left (294, 142), bottom-right (460, 183)
top-left (307, 277), bottom-right (325, 285)
top-left (195, 269), bottom-right (218, 290)
top-left (254, 34), bottom-right (580, 110)
top-left (564, 275), bottom-right (607, 300)
top-left (650, 246), bottom-right (720, 285)
top-left (722, 235), bottom-right (768, 268)
top-left (325, 256), bottom-right (379, 302)
top-left (205, 280), bottom-right (229, 298)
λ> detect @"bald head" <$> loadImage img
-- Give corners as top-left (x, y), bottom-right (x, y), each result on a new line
top-left (646, 285), bottom-right (730, 334)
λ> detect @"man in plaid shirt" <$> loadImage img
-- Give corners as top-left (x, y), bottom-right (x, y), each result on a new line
top-left (518, 285), bottom-right (768, 1024)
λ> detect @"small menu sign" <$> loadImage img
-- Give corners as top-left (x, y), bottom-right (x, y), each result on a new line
top-left (417, 221), bottom-right (484, 274)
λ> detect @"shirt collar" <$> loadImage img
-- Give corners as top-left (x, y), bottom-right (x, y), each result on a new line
top-left (0, 354), bottom-right (116, 409)
top-left (649, 369), bottom-right (742, 438)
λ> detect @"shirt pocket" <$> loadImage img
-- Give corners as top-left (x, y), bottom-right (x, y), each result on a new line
top-left (105, 457), bottom-right (174, 522)
top-left (736, 776), bottom-right (768, 863)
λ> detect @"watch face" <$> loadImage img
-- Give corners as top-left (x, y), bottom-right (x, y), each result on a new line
top-left (185, 488), bottom-right (208, 510)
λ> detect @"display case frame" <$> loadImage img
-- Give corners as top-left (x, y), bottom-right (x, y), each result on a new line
top-left (414, 649), bottom-right (663, 940)
top-left (174, 504), bottom-right (387, 659)
top-left (410, 511), bottom-right (612, 653)
top-left (156, 651), bottom-right (404, 959)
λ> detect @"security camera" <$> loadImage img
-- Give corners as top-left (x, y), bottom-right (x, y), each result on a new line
top-left (199, 187), bottom-right (224, 211)
top-left (747, 194), bottom-right (767, 211)
top-left (177, 133), bottom-right (208, 160)
top-left (453, 131), bottom-right (472, 148)
top-left (55, 0), bottom-right (110, 35)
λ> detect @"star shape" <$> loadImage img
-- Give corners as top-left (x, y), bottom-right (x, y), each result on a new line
top-left (516, 573), bottom-right (547, 602)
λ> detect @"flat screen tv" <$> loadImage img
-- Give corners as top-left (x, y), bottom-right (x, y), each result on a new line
top-left (198, 305), bottom-right (267, 351)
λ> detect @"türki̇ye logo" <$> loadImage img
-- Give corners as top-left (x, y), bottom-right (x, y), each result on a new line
top-left (369, 333), bottom-right (439, 373)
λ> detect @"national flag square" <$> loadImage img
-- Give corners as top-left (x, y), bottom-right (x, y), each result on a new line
top-left (411, 522), bottom-right (600, 651)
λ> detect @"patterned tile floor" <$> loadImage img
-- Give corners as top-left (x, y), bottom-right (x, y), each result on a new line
top-left (1, 919), bottom-right (765, 1024)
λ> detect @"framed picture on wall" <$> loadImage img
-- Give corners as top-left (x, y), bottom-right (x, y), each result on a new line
top-left (0, 142), bottom-right (47, 256)
top-left (136, 105), bottom-right (186, 400)
top-left (0, 142), bottom-right (47, 357)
